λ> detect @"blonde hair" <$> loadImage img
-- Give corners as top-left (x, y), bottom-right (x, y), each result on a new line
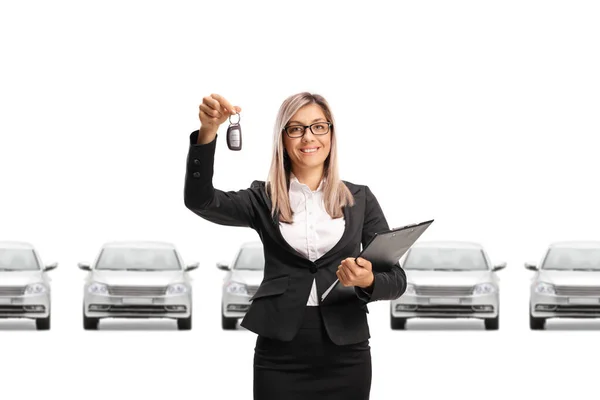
top-left (266, 92), bottom-right (355, 223)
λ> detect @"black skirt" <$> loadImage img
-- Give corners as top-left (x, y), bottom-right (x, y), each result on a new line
top-left (253, 306), bottom-right (372, 400)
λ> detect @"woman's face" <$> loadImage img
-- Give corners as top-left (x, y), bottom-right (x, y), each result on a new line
top-left (282, 103), bottom-right (332, 174)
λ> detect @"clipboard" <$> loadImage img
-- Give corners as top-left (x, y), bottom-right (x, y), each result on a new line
top-left (321, 219), bottom-right (434, 302)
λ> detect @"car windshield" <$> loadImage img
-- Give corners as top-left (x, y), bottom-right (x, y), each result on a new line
top-left (542, 248), bottom-right (600, 270)
top-left (234, 247), bottom-right (265, 270)
top-left (403, 248), bottom-right (488, 271)
top-left (96, 248), bottom-right (181, 271)
top-left (0, 249), bottom-right (40, 271)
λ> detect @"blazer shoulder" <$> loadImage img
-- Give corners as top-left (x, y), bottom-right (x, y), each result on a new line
top-left (250, 180), bottom-right (266, 191)
top-left (341, 179), bottom-right (366, 195)
top-left (249, 180), bottom-right (271, 200)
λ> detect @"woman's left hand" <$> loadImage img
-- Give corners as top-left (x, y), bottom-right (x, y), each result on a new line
top-left (336, 257), bottom-right (375, 289)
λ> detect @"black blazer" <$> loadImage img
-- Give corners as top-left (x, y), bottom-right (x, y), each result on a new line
top-left (184, 131), bottom-right (407, 345)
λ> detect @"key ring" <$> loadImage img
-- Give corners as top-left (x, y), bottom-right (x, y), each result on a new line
top-left (229, 113), bottom-right (240, 125)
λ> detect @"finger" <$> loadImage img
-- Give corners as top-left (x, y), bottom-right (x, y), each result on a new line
top-left (335, 269), bottom-right (343, 285)
top-left (199, 110), bottom-right (222, 124)
top-left (355, 257), bottom-right (372, 270)
top-left (342, 264), bottom-right (356, 284)
top-left (341, 271), bottom-right (352, 286)
top-left (342, 259), bottom-right (360, 277)
top-left (199, 110), bottom-right (221, 125)
top-left (232, 105), bottom-right (242, 114)
top-left (200, 103), bottom-right (222, 119)
top-left (337, 267), bottom-right (351, 286)
top-left (336, 270), bottom-right (343, 285)
top-left (202, 95), bottom-right (223, 112)
top-left (210, 93), bottom-right (235, 114)
top-left (343, 264), bottom-right (359, 280)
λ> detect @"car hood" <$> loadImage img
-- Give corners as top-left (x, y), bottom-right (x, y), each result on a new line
top-left (406, 270), bottom-right (493, 286)
top-left (0, 271), bottom-right (43, 286)
top-left (91, 270), bottom-right (185, 285)
top-left (537, 270), bottom-right (600, 286)
top-left (229, 270), bottom-right (264, 286)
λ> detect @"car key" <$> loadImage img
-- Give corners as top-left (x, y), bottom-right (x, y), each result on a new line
top-left (226, 113), bottom-right (242, 151)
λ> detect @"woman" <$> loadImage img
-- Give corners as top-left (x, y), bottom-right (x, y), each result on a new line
top-left (184, 92), bottom-right (407, 399)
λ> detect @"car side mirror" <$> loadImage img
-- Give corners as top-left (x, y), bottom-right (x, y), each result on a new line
top-left (78, 262), bottom-right (91, 271)
top-left (185, 262), bottom-right (199, 271)
top-left (524, 262), bottom-right (538, 271)
top-left (216, 261), bottom-right (230, 271)
top-left (492, 262), bottom-right (506, 271)
top-left (44, 262), bottom-right (58, 271)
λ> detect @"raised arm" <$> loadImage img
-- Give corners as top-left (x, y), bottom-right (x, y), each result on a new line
top-left (355, 185), bottom-right (408, 302)
top-left (183, 94), bottom-right (257, 229)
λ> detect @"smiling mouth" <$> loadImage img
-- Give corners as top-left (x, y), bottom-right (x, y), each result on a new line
top-left (300, 148), bottom-right (319, 154)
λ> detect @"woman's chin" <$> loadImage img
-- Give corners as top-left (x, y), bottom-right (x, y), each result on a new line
top-left (297, 159), bottom-right (324, 169)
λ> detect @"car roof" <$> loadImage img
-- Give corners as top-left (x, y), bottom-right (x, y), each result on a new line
top-left (0, 241), bottom-right (35, 249)
top-left (101, 241), bottom-right (176, 249)
top-left (410, 240), bottom-right (484, 249)
top-left (549, 241), bottom-right (600, 249)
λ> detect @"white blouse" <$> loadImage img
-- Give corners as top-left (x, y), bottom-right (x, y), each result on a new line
top-left (279, 174), bottom-right (345, 306)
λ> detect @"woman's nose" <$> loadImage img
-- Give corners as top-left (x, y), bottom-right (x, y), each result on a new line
top-left (301, 127), bottom-right (315, 141)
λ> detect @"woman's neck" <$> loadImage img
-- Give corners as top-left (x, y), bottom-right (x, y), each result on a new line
top-left (291, 168), bottom-right (324, 191)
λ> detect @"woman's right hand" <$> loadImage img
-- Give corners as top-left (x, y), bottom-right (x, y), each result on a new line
top-left (198, 94), bottom-right (242, 143)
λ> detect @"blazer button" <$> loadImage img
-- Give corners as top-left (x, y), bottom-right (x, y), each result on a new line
top-left (309, 265), bottom-right (317, 273)
top-left (193, 159), bottom-right (200, 165)
top-left (192, 172), bottom-right (201, 178)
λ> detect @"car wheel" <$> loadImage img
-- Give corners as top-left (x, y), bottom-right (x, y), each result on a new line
top-left (177, 315), bottom-right (192, 330)
top-left (390, 315), bottom-right (407, 330)
top-left (83, 306), bottom-right (99, 330)
top-left (36, 314), bottom-right (50, 330)
top-left (222, 313), bottom-right (237, 330)
top-left (484, 315), bottom-right (499, 330)
top-left (530, 313), bottom-right (546, 330)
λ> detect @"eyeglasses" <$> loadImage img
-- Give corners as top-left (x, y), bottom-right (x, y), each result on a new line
top-left (283, 122), bottom-right (332, 138)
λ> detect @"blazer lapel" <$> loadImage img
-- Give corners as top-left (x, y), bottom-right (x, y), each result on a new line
top-left (261, 181), bottom-right (362, 264)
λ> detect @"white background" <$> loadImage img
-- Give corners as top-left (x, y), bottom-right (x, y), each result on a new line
top-left (1, 0), bottom-right (600, 399)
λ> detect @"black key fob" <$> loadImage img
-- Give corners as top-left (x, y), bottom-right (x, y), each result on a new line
top-left (226, 114), bottom-right (242, 151)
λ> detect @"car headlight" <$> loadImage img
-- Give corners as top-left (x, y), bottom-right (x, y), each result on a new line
top-left (25, 283), bottom-right (47, 294)
top-left (473, 283), bottom-right (496, 295)
top-left (226, 281), bottom-right (248, 295)
top-left (404, 283), bottom-right (416, 295)
top-left (167, 283), bottom-right (187, 295)
top-left (534, 282), bottom-right (555, 295)
top-left (88, 282), bottom-right (108, 295)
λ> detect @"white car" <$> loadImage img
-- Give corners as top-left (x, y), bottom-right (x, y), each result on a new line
top-left (0, 241), bottom-right (57, 330)
top-left (219, 241), bottom-right (264, 330)
top-left (527, 241), bottom-right (600, 330)
top-left (79, 241), bottom-right (198, 330)
top-left (391, 241), bottom-right (505, 330)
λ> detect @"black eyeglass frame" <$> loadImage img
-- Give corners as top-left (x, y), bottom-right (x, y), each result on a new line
top-left (283, 122), bottom-right (332, 138)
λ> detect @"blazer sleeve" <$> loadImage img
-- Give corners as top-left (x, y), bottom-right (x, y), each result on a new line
top-left (184, 130), bottom-right (258, 230)
top-left (355, 185), bottom-right (408, 302)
